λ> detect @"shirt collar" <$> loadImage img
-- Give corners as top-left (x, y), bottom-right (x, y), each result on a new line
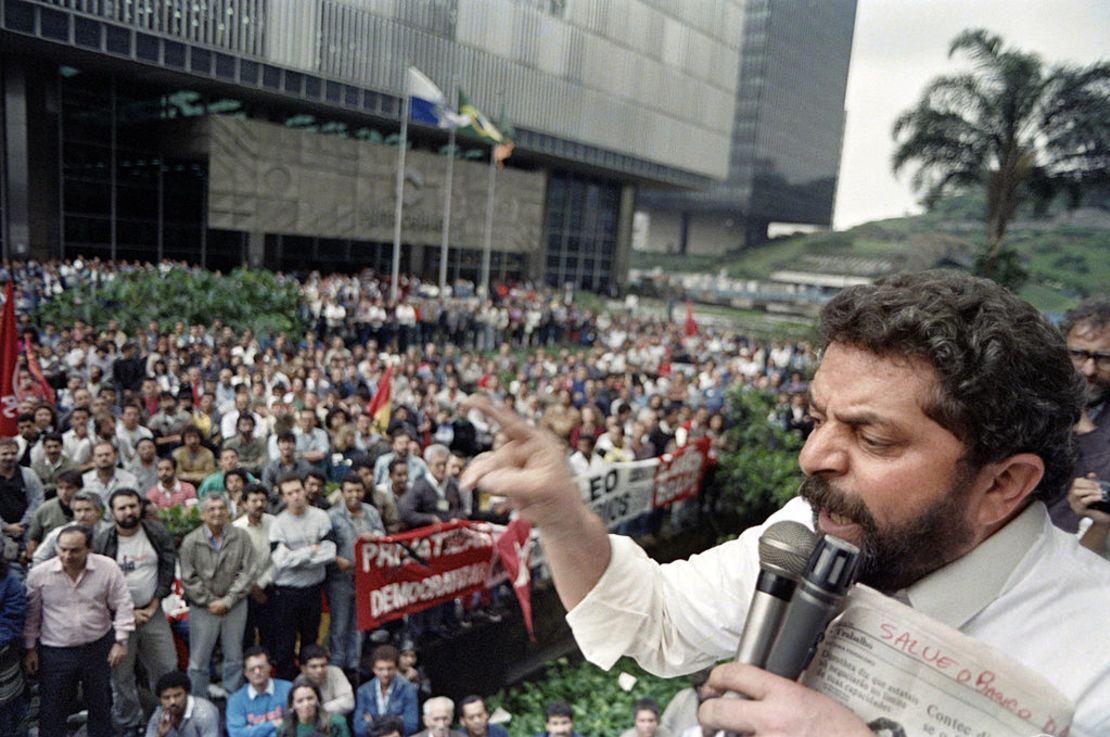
top-left (247, 679), bottom-right (276, 699)
top-left (902, 501), bottom-right (1046, 628)
top-left (49, 550), bottom-right (100, 574)
top-left (184, 695), bottom-right (196, 720)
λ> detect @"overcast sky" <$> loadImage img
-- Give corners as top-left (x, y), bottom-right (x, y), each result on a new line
top-left (833, 0), bottom-right (1110, 230)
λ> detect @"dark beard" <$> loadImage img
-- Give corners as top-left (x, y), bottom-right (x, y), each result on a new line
top-left (118, 514), bottom-right (141, 530)
top-left (798, 474), bottom-right (976, 593)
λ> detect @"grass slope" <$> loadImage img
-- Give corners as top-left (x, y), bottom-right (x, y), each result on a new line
top-left (632, 199), bottom-right (1110, 313)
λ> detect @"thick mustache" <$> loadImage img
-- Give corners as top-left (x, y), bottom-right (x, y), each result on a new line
top-left (799, 476), bottom-right (871, 525)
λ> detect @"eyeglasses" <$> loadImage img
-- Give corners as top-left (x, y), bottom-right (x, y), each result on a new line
top-left (1068, 348), bottom-right (1110, 369)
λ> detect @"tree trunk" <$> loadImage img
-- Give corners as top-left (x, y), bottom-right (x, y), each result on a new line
top-left (982, 150), bottom-right (1032, 279)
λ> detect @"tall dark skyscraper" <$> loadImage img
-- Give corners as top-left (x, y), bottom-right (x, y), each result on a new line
top-left (638, 0), bottom-right (858, 256)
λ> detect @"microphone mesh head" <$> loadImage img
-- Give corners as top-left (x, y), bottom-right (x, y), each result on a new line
top-left (758, 521), bottom-right (818, 578)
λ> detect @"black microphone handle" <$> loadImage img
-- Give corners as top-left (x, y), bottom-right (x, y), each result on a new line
top-left (761, 579), bottom-right (843, 679)
top-left (763, 535), bottom-right (860, 680)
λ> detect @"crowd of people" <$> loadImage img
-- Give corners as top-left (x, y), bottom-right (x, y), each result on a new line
top-left (4, 259), bottom-right (1105, 736)
top-left (0, 258), bottom-right (825, 737)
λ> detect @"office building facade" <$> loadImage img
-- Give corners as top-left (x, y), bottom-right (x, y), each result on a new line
top-left (1, 0), bottom-right (745, 289)
top-left (638, 0), bottom-right (857, 255)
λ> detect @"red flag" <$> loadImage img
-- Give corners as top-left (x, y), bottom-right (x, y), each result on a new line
top-left (24, 336), bottom-right (55, 405)
top-left (684, 299), bottom-right (698, 337)
top-left (0, 282), bottom-right (18, 436)
top-left (494, 518), bottom-right (536, 642)
top-left (366, 365), bottom-right (393, 435)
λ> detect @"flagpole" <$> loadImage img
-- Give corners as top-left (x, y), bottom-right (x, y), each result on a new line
top-left (391, 80), bottom-right (411, 306)
top-left (439, 76), bottom-right (458, 294)
top-left (480, 142), bottom-right (496, 300)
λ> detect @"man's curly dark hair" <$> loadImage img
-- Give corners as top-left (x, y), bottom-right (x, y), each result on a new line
top-left (818, 269), bottom-right (1084, 504)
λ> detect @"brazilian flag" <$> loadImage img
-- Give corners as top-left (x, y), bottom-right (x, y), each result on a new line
top-left (458, 90), bottom-right (504, 144)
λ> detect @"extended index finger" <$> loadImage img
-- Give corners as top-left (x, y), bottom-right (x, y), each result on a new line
top-left (462, 393), bottom-right (539, 443)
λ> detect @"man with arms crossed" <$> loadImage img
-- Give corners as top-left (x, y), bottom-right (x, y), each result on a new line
top-left (463, 271), bottom-right (1110, 737)
top-left (269, 472), bottom-right (336, 680)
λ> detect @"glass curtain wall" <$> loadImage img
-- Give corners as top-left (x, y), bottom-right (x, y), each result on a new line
top-left (543, 172), bottom-right (618, 291)
top-left (59, 67), bottom-right (207, 264)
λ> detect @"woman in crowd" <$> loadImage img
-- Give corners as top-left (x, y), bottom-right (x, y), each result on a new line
top-left (280, 677), bottom-right (351, 737)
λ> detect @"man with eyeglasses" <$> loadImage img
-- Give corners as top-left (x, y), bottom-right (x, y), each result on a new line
top-left (1059, 297), bottom-right (1110, 551)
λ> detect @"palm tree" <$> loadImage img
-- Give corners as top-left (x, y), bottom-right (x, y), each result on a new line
top-left (892, 29), bottom-right (1110, 285)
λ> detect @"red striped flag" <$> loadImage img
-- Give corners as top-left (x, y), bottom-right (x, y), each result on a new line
top-left (366, 365), bottom-right (393, 435)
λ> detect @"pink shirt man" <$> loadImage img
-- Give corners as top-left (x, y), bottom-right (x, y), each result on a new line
top-left (24, 551), bottom-right (135, 648)
top-left (144, 480), bottom-right (198, 510)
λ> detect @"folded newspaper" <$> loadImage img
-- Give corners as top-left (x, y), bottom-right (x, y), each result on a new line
top-left (801, 585), bottom-right (1073, 737)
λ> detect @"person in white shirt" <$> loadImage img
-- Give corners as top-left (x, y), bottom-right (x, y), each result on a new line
top-left (81, 442), bottom-right (139, 507)
top-left (233, 485), bottom-right (277, 655)
top-left (461, 271), bottom-right (1110, 737)
top-left (298, 645), bottom-right (354, 717)
top-left (62, 406), bottom-right (95, 470)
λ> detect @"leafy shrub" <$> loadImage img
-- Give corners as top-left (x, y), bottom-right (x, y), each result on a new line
top-left (716, 388), bottom-right (804, 523)
top-left (488, 657), bottom-right (688, 737)
top-left (36, 267), bottom-right (307, 336)
top-left (158, 504), bottom-right (202, 544)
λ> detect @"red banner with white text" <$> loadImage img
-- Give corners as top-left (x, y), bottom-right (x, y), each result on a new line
top-left (354, 520), bottom-right (496, 630)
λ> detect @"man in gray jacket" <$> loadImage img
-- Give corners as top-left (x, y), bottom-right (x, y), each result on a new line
top-left (0, 437), bottom-right (44, 563)
top-left (179, 493), bottom-right (255, 698)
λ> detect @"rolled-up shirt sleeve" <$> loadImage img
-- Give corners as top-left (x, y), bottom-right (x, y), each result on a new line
top-left (565, 497), bottom-right (812, 676)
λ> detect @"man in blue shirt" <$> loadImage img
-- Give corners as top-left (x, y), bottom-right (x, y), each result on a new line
top-left (226, 647), bottom-right (292, 737)
top-left (354, 645), bottom-right (419, 737)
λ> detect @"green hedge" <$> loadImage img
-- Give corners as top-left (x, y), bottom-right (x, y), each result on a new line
top-left (715, 388), bottom-right (805, 523)
top-left (488, 657), bottom-right (689, 737)
top-left (36, 267), bottom-right (307, 336)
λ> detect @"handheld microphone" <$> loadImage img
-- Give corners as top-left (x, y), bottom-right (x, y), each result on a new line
top-left (718, 522), bottom-right (820, 737)
top-left (734, 521), bottom-right (818, 667)
top-left (763, 534), bottom-right (861, 680)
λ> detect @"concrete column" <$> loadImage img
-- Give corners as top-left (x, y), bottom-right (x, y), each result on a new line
top-left (3, 60), bottom-right (31, 260)
top-left (612, 184), bottom-right (637, 294)
top-left (247, 230), bottom-right (265, 268)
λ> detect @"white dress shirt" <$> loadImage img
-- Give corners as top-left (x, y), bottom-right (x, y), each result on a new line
top-left (566, 498), bottom-right (1110, 737)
